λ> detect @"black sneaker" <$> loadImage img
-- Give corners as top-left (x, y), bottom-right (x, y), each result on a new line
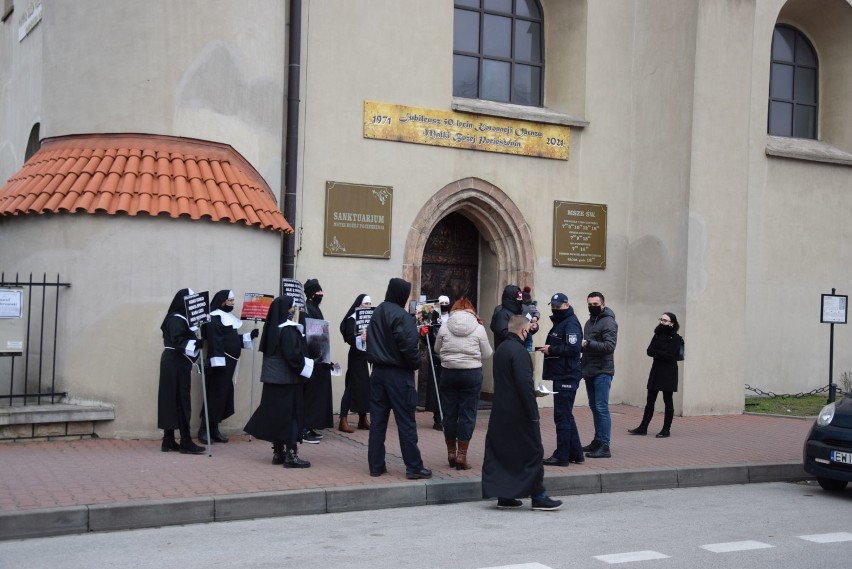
top-left (302, 433), bottom-right (321, 444)
top-left (370, 465), bottom-right (388, 477)
top-left (543, 455), bottom-right (570, 467)
top-left (585, 444), bottom-right (611, 458)
top-left (531, 496), bottom-right (563, 511)
top-left (582, 440), bottom-right (601, 452)
top-left (307, 428), bottom-right (324, 439)
top-left (497, 498), bottom-right (523, 509)
top-left (406, 467), bottom-right (432, 480)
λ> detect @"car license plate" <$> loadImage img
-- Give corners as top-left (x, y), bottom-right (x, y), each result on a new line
top-left (830, 450), bottom-right (852, 465)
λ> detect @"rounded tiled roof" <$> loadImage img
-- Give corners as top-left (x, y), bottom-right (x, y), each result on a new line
top-left (0, 133), bottom-right (293, 233)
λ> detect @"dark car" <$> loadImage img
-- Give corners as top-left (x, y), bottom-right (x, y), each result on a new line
top-left (803, 394), bottom-right (852, 491)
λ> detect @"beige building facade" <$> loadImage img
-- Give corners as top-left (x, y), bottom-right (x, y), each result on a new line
top-left (1, 0), bottom-right (851, 438)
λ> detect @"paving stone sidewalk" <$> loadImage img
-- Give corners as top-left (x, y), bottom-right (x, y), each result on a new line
top-left (0, 405), bottom-right (813, 540)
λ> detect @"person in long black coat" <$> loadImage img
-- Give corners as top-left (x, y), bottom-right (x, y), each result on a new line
top-left (198, 289), bottom-right (258, 444)
top-left (628, 312), bottom-right (684, 438)
top-left (157, 288), bottom-right (205, 455)
top-left (244, 295), bottom-right (313, 468)
top-left (482, 314), bottom-right (562, 511)
top-left (300, 279), bottom-right (334, 442)
top-left (338, 293), bottom-right (372, 433)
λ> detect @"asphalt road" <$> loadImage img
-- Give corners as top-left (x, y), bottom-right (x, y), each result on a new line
top-left (2, 481), bottom-right (851, 569)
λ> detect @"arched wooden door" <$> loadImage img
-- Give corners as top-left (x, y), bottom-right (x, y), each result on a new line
top-left (420, 212), bottom-right (479, 307)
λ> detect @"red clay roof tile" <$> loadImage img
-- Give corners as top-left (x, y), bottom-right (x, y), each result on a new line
top-left (0, 134), bottom-right (292, 233)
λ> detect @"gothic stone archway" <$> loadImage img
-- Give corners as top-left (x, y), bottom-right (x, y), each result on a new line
top-left (403, 177), bottom-right (535, 303)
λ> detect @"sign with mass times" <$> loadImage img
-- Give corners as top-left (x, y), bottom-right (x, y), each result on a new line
top-left (552, 201), bottom-right (607, 269)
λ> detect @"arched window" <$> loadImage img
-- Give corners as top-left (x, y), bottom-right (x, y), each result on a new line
top-left (453, 0), bottom-right (544, 107)
top-left (768, 25), bottom-right (818, 139)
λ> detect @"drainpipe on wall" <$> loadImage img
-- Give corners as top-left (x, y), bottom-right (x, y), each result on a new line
top-left (281, 0), bottom-right (302, 279)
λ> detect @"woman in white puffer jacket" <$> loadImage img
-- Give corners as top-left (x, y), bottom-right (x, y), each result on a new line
top-left (434, 298), bottom-right (493, 470)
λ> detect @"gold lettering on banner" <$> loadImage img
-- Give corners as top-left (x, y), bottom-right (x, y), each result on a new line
top-left (552, 201), bottom-right (607, 269)
top-left (363, 101), bottom-right (569, 160)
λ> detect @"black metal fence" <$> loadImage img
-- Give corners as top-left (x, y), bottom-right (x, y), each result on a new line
top-left (0, 273), bottom-right (71, 405)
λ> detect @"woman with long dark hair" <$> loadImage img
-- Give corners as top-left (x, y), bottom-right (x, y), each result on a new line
top-left (628, 312), bottom-right (684, 438)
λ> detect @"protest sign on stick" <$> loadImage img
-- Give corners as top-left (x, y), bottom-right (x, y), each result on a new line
top-left (281, 278), bottom-right (306, 309)
top-left (240, 293), bottom-right (274, 321)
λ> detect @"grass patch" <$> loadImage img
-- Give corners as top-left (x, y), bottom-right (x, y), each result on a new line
top-left (744, 394), bottom-right (830, 416)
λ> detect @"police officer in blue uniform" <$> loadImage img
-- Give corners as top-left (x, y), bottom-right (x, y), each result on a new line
top-left (539, 292), bottom-right (585, 466)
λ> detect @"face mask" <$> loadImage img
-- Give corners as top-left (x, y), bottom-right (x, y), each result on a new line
top-left (588, 305), bottom-right (602, 317)
top-left (440, 305), bottom-right (449, 313)
top-left (312, 295), bottom-right (323, 306)
top-left (221, 304), bottom-right (234, 313)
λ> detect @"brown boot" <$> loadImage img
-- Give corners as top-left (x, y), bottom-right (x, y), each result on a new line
top-left (456, 440), bottom-right (472, 470)
top-left (338, 415), bottom-right (355, 433)
top-left (446, 439), bottom-right (457, 468)
top-left (357, 414), bottom-right (371, 430)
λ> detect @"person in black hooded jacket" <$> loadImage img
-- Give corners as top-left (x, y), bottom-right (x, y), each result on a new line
top-left (300, 278), bottom-right (334, 443)
top-left (490, 284), bottom-right (538, 350)
top-left (366, 277), bottom-right (432, 480)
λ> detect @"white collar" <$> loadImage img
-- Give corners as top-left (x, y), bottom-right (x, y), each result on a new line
top-left (279, 319), bottom-right (304, 334)
top-left (211, 309), bottom-right (242, 329)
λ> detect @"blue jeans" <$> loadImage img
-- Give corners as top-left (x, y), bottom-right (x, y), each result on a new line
top-left (585, 374), bottom-right (612, 445)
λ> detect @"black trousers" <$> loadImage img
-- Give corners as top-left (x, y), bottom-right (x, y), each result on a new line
top-left (368, 366), bottom-right (424, 475)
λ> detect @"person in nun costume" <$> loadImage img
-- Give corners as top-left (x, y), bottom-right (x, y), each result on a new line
top-left (244, 295), bottom-right (313, 468)
top-left (197, 290), bottom-right (259, 444)
top-left (158, 288), bottom-right (205, 454)
top-left (337, 294), bottom-right (372, 433)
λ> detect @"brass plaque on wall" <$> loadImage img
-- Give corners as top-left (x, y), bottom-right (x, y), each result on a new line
top-left (363, 101), bottom-right (569, 160)
top-left (552, 201), bottom-right (607, 269)
top-left (324, 181), bottom-right (392, 259)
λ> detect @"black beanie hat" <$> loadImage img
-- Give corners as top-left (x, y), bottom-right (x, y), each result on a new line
top-left (304, 279), bottom-right (322, 298)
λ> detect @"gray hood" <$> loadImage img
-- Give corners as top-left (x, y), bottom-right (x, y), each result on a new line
top-left (446, 310), bottom-right (479, 337)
